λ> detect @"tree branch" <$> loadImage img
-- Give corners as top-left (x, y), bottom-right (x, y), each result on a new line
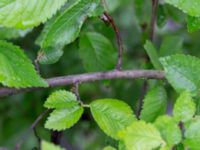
top-left (137, 0), bottom-right (159, 118)
top-left (15, 109), bottom-right (50, 150)
top-left (0, 70), bottom-right (164, 97)
top-left (101, 12), bottom-right (123, 70)
top-left (149, 0), bottom-right (159, 41)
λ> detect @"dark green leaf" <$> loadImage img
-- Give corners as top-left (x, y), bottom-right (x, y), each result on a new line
top-left (37, 0), bottom-right (100, 64)
top-left (140, 85), bottom-right (167, 122)
top-left (159, 36), bottom-right (183, 57)
top-left (144, 40), bottom-right (162, 69)
top-left (79, 32), bottom-right (117, 72)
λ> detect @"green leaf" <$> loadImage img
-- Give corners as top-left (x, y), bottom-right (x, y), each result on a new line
top-left (134, 0), bottom-right (151, 25)
top-left (45, 105), bottom-right (83, 131)
top-left (118, 141), bottom-right (126, 150)
top-left (184, 117), bottom-right (200, 150)
top-left (37, 0), bottom-right (100, 64)
top-left (90, 99), bottom-right (136, 139)
top-left (159, 36), bottom-right (183, 57)
top-left (0, 41), bottom-right (48, 88)
top-left (104, 0), bottom-right (123, 12)
top-left (164, 3), bottom-right (186, 23)
top-left (154, 115), bottom-right (182, 147)
top-left (41, 140), bottom-right (64, 150)
top-left (0, 0), bottom-right (68, 29)
top-left (159, 54), bottom-right (200, 95)
top-left (157, 4), bottom-right (168, 27)
top-left (173, 91), bottom-right (196, 123)
top-left (103, 146), bottom-right (117, 150)
top-left (173, 143), bottom-right (185, 150)
top-left (165, 0), bottom-right (200, 17)
top-left (187, 16), bottom-right (200, 32)
top-left (79, 32), bottom-right (117, 72)
top-left (144, 40), bottom-right (162, 70)
top-left (140, 85), bottom-right (167, 122)
top-left (44, 90), bottom-right (79, 109)
top-left (0, 27), bottom-right (31, 40)
top-left (118, 121), bottom-right (165, 150)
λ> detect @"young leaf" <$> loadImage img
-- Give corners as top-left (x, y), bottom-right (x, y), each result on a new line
top-left (45, 105), bottom-right (83, 131)
top-left (41, 140), bottom-right (64, 150)
top-left (184, 117), bottom-right (200, 150)
top-left (144, 40), bottom-right (162, 70)
top-left (118, 121), bottom-right (165, 150)
top-left (0, 41), bottom-right (48, 88)
top-left (187, 16), bottom-right (200, 32)
top-left (160, 54), bottom-right (200, 95)
top-left (118, 141), bottom-right (126, 150)
top-left (37, 0), bottom-right (100, 64)
top-left (154, 115), bottom-right (182, 147)
top-left (159, 36), bottom-right (183, 57)
top-left (79, 32), bottom-right (117, 72)
top-left (103, 146), bottom-right (117, 150)
top-left (140, 85), bottom-right (167, 122)
top-left (173, 92), bottom-right (196, 123)
top-left (0, 0), bottom-right (68, 29)
top-left (44, 90), bottom-right (79, 109)
top-left (90, 99), bottom-right (136, 139)
top-left (165, 0), bottom-right (200, 17)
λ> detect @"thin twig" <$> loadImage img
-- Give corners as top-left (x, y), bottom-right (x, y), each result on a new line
top-left (149, 0), bottom-right (159, 41)
top-left (33, 128), bottom-right (41, 150)
top-left (34, 59), bottom-right (40, 74)
top-left (136, 80), bottom-right (148, 118)
top-left (0, 70), bottom-right (165, 97)
top-left (71, 82), bottom-right (81, 101)
top-left (137, 0), bottom-right (159, 118)
top-left (15, 109), bottom-right (50, 150)
top-left (101, 12), bottom-right (123, 70)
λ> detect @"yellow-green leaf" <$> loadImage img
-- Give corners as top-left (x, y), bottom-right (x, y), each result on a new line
top-left (0, 41), bottom-right (48, 88)
top-left (90, 99), bottom-right (136, 139)
top-left (118, 121), bottom-right (165, 150)
top-left (0, 0), bottom-right (68, 28)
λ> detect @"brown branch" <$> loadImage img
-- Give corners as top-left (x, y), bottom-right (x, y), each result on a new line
top-left (0, 70), bottom-right (164, 98)
top-left (149, 0), bottom-right (159, 41)
top-left (137, 0), bottom-right (159, 118)
top-left (101, 12), bottom-right (123, 70)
